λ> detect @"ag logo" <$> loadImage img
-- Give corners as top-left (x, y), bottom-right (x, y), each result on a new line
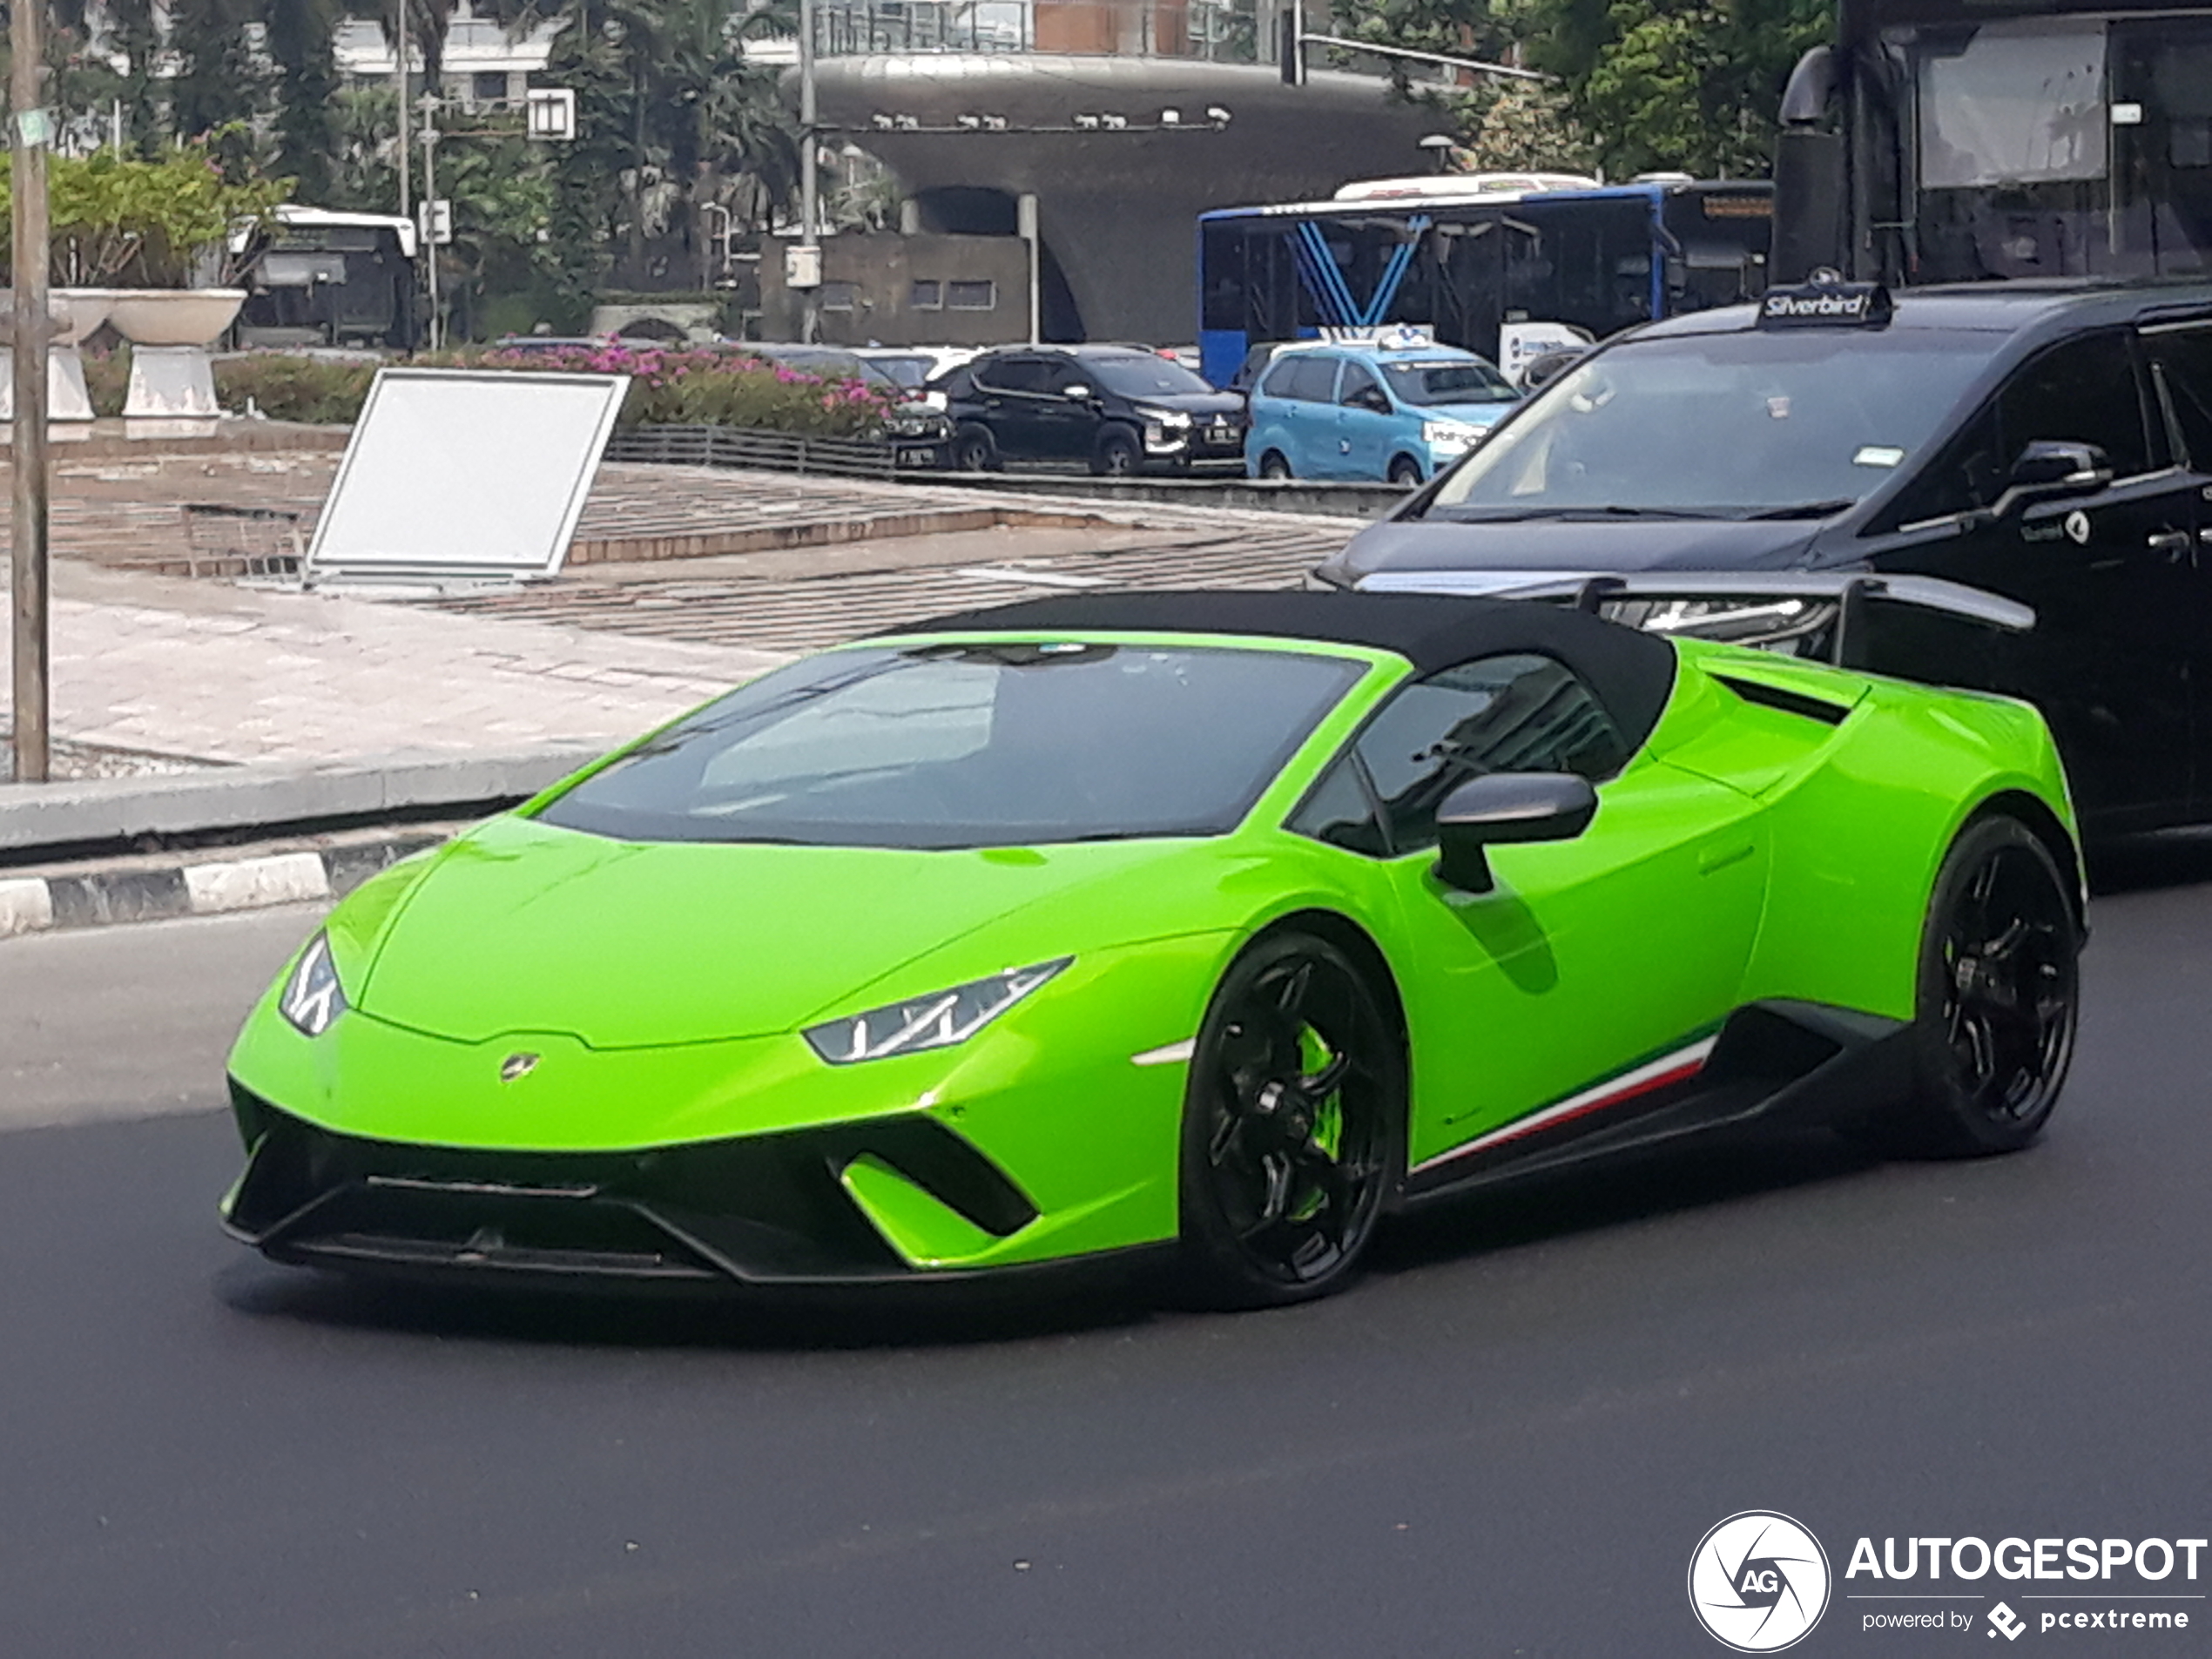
top-left (1689, 1511), bottom-right (1831, 1651)
top-left (2064, 509), bottom-right (2093, 545)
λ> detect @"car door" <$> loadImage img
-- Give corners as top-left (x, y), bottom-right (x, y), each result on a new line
top-left (970, 354), bottom-right (1052, 459)
top-left (1035, 355), bottom-right (1103, 461)
top-left (2134, 320), bottom-right (2212, 824)
top-left (1860, 330), bottom-right (2195, 829)
top-left (1333, 359), bottom-right (1395, 479)
top-left (1288, 651), bottom-right (1769, 1171)
top-left (1281, 354), bottom-right (1343, 475)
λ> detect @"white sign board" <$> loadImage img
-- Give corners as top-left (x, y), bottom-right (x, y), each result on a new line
top-left (1498, 321), bottom-right (1594, 386)
top-left (305, 368), bottom-right (628, 582)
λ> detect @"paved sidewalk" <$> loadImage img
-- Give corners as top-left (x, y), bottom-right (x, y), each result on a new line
top-left (0, 448), bottom-right (1352, 781)
top-left (1, 558), bottom-right (786, 771)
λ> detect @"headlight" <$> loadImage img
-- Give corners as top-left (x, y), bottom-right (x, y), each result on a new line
top-left (1615, 596), bottom-right (1830, 652)
top-left (280, 932), bottom-right (348, 1037)
top-left (1422, 420), bottom-right (1480, 450)
top-left (1136, 406), bottom-right (1192, 428)
top-left (803, 959), bottom-right (1070, 1065)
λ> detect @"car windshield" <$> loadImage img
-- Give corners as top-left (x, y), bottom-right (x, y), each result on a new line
top-left (1384, 360), bottom-right (1516, 407)
top-left (1422, 329), bottom-right (1998, 518)
top-left (535, 643), bottom-right (1366, 850)
top-left (865, 357), bottom-right (932, 388)
top-left (1089, 356), bottom-right (1218, 398)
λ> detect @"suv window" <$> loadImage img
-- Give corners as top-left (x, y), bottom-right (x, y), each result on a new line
top-left (1290, 654), bottom-right (1629, 856)
top-left (1338, 361), bottom-right (1386, 408)
top-left (975, 355), bottom-right (1048, 394)
top-left (1993, 333), bottom-right (2155, 478)
top-left (1880, 331), bottom-right (2155, 528)
top-left (1263, 355), bottom-right (1339, 402)
top-left (1038, 357), bottom-right (1089, 394)
top-left (2145, 326), bottom-right (2212, 468)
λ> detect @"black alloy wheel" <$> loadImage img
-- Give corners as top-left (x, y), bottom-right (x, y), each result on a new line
top-left (1093, 428), bottom-right (1141, 476)
top-left (1258, 450), bottom-right (1294, 481)
top-left (1895, 815), bottom-right (2080, 1156)
top-left (1177, 930), bottom-right (1403, 1306)
top-left (952, 424), bottom-right (998, 473)
top-left (1388, 455), bottom-right (1424, 487)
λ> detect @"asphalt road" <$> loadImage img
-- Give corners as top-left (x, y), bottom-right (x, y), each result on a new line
top-left (2, 873), bottom-right (2209, 1659)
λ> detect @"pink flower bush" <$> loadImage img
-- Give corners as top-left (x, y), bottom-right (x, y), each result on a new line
top-left (214, 342), bottom-right (902, 439)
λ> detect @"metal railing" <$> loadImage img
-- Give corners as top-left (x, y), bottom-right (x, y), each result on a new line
top-left (806, 0), bottom-right (1270, 63)
top-left (604, 424), bottom-right (909, 480)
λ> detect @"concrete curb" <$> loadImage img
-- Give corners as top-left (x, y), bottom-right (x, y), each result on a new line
top-left (0, 822), bottom-right (468, 940)
top-left (935, 472), bottom-right (1410, 519)
top-left (0, 743), bottom-right (604, 865)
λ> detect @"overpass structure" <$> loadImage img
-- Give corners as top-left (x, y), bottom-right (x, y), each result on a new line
top-left (798, 2), bottom-right (1440, 343)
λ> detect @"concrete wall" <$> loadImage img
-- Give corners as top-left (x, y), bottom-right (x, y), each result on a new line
top-left (757, 232), bottom-right (1032, 346)
top-left (808, 58), bottom-right (1437, 344)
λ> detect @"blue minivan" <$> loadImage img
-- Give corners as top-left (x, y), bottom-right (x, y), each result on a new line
top-left (1244, 341), bottom-right (1519, 484)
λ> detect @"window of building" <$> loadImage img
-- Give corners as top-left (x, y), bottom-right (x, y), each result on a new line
top-left (909, 280), bottom-right (943, 310)
top-left (948, 280), bottom-right (996, 310)
top-left (473, 71), bottom-right (510, 105)
top-left (819, 282), bottom-right (858, 312)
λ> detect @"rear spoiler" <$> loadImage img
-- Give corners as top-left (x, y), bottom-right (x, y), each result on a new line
top-left (1355, 569), bottom-right (2033, 665)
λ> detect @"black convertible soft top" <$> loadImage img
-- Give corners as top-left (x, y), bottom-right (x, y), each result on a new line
top-left (900, 589), bottom-right (1680, 751)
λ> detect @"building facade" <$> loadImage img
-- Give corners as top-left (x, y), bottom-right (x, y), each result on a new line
top-left (792, 2), bottom-right (1440, 344)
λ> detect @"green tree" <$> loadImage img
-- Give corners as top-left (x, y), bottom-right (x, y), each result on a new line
top-left (1527, 0), bottom-right (1829, 177)
top-left (266, 0), bottom-right (342, 198)
top-left (169, 0), bottom-right (262, 145)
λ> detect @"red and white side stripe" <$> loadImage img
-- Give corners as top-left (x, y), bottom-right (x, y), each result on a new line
top-left (1410, 1035), bottom-right (1720, 1177)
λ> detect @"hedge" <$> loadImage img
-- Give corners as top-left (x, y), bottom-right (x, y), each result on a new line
top-left (199, 344), bottom-right (898, 437)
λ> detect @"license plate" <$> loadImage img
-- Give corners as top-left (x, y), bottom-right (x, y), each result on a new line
top-left (897, 447), bottom-right (941, 467)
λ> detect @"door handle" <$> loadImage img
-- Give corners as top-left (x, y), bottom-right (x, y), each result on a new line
top-left (2148, 529), bottom-right (2192, 559)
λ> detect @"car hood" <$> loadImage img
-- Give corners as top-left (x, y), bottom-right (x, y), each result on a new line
top-left (1418, 401), bottom-right (1517, 428)
top-left (1318, 515), bottom-right (1823, 587)
top-left (1130, 391), bottom-right (1244, 419)
top-left (352, 813), bottom-right (1251, 1049)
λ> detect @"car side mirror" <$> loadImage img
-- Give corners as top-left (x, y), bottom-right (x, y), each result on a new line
top-left (1350, 388), bottom-right (1391, 415)
top-left (1433, 772), bottom-right (1598, 894)
top-left (2008, 441), bottom-right (2110, 494)
top-left (1062, 383), bottom-right (1092, 401)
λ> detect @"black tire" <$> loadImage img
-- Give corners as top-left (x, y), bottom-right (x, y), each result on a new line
top-left (1177, 930), bottom-right (1404, 1308)
top-left (951, 424), bottom-right (999, 473)
top-left (1885, 815), bottom-right (2080, 1157)
top-left (1091, 427), bottom-right (1141, 476)
top-left (1387, 455), bottom-right (1424, 487)
top-left (1258, 450), bottom-right (1294, 481)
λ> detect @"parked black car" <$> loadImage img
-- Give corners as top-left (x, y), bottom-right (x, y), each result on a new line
top-left (941, 346), bottom-right (1244, 475)
top-left (1314, 279), bottom-right (2212, 837)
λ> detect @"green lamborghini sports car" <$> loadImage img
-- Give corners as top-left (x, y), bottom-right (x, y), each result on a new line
top-left (222, 590), bottom-right (2085, 1307)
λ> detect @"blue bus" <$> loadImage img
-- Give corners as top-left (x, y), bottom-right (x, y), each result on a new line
top-left (1197, 175), bottom-right (1774, 388)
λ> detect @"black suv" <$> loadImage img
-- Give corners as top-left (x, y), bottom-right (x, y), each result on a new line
top-left (1318, 280), bottom-right (2212, 836)
top-left (941, 346), bottom-right (1244, 475)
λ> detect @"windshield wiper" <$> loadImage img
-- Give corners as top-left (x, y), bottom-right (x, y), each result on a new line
top-left (1742, 499), bottom-right (1857, 521)
top-left (1429, 503), bottom-right (1722, 523)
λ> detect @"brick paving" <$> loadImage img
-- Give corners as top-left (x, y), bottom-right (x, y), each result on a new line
top-left (0, 441), bottom-right (1360, 773)
top-left (1, 560), bottom-right (786, 769)
top-left (427, 521), bottom-right (1352, 654)
top-left (1, 449), bottom-right (1274, 577)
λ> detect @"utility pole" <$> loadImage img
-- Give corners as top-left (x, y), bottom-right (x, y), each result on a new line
top-left (10, 0), bottom-right (53, 783)
top-left (419, 93), bottom-right (442, 349)
top-left (797, 0), bottom-right (819, 343)
top-left (395, 0), bottom-right (412, 219)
